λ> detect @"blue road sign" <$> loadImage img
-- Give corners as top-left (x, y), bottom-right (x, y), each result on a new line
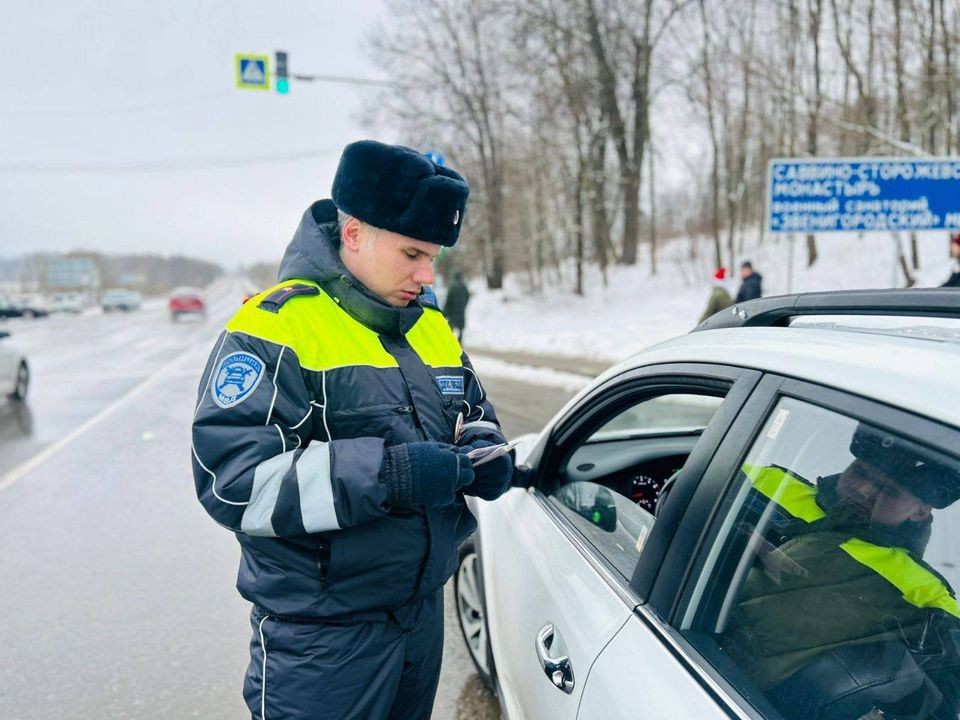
top-left (768, 157), bottom-right (960, 233)
top-left (235, 53), bottom-right (270, 91)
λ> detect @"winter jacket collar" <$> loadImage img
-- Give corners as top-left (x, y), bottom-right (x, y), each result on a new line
top-left (278, 199), bottom-right (424, 336)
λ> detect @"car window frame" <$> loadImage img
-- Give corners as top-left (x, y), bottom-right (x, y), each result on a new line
top-left (643, 373), bottom-right (960, 720)
top-left (524, 362), bottom-right (762, 603)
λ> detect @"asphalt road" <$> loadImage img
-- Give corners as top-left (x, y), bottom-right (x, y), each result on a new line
top-left (0, 283), bottom-right (578, 720)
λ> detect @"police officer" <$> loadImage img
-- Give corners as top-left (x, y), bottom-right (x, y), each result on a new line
top-left (191, 140), bottom-right (513, 720)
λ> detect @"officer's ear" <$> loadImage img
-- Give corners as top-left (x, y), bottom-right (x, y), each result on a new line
top-left (341, 217), bottom-right (363, 252)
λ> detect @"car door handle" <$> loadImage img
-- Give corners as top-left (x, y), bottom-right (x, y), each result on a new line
top-left (535, 622), bottom-right (575, 694)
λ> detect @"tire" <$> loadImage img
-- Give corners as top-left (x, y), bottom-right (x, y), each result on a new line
top-left (11, 362), bottom-right (28, 401)
top-left (454, 537), bottom-right (497, 692)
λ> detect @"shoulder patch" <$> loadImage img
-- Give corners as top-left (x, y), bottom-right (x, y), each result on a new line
top-left (258, 283), bottom-right (320, 313)
top-left (212, 351), bottom-right (265, 408)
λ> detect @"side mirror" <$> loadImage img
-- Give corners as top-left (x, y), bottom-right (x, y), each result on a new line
top-left (512, 463), bottom-right (535, 488)
top-left (555, 482), bottom-right (618, 532)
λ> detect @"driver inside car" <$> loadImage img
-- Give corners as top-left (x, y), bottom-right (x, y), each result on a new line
top-left (721, 424), bottom-right (960, 719)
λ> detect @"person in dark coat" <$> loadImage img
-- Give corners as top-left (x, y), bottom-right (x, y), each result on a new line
top-left (942, 234), bottom-right (960, 288)
top-left (443, 272), bottom-right (470, 342)
top-left (191, 141), bottom-right (513, 720)
top-left (735, 261), bottom-right (763, 303)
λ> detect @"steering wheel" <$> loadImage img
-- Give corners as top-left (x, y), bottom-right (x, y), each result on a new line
top-left (654, 469), bottom-right (682, 518)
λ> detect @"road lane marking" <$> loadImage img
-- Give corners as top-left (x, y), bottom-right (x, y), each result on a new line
top-left (0, 343), bottom-right (207, 493)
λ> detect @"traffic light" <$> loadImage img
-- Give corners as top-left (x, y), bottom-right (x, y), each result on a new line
top-left (275, 51), bottom-right (289, 94)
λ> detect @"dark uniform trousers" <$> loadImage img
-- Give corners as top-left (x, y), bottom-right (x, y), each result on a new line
top-left (244, 589), bottom-right (444, 720)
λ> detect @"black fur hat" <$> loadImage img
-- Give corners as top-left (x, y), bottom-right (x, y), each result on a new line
top-left (331, 140), bottom-right (469, 247)
top-left (850, 424), bottom-right (960, 508)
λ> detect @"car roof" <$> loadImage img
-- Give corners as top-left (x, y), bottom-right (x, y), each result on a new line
top-left (609, 326), bottom-right (960, 427)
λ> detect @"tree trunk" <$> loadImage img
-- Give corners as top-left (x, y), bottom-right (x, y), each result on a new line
top-left (806, 0), bottom-right (823, 266)
top-left (699, 0), bottom-right (723, 269)
top-left (590, 126), bottom-right (611, 273)
top-left (941, 0), bottom-right (955, 153)
top-left (648, 140), bottom-right (657, 275)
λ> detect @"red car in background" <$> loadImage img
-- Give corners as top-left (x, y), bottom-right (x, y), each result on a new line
top-left (169, 287), bottom-right (206, 321)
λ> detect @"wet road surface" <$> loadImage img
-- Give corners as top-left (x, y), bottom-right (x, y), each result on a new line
top-left (0, 283), bottom-right (579, 719)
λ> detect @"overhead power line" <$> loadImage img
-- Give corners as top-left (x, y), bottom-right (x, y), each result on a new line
top-left (0, 90), bottom-right (236, 119)
top-left (0, 148), bottom-right (339, 175)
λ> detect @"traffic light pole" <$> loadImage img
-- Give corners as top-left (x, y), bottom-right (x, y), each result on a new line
top-left (289, 73), bottom-right (392, 87)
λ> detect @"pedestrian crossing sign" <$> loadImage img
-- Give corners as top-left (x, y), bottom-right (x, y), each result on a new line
top-left (235, 54), bottom-right (270, 91)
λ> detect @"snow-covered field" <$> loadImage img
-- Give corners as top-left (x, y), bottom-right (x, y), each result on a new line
top-left (461, 231), bottom-right (958, 365)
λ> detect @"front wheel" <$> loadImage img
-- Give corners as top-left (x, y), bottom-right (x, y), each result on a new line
top-left (11, 362), bottom-right (28, 401)
top-left (454, 537), bottom-right (497, 692)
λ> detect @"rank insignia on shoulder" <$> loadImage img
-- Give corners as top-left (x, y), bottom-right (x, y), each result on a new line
top-left (258, 284), bottom-right (320, 313)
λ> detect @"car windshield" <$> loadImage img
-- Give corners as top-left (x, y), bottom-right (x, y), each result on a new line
top-left (588, 394), bottom-right (724, 442)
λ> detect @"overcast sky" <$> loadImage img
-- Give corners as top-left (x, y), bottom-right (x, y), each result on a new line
top-left (0, 0), bottom-right (392, 265)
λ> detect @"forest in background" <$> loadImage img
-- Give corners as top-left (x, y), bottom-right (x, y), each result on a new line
top-left (369, 0), bottom-right (960, 292)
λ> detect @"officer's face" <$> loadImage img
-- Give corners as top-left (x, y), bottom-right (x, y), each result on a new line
top-left (340, 219), bottom-right (440, 307)
top-left (836, 459), bottom-right (932, 527)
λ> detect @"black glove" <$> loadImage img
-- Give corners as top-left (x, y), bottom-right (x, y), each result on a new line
top-left (458, 440), bottom-right (514, 501)
top-left (379, 441), bottom-right (475, 508)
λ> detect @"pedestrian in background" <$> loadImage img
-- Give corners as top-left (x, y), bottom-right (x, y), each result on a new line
top-left (699, 267), bottom-right (733, 323)
top-left (191, 140), bottom-right (514, 720)
top-left (735, 260), bottom-right (764, 302)
top-left (942, 234), bottom-right (960, 288)
top-left (443, 271), bottom-right (470, 342)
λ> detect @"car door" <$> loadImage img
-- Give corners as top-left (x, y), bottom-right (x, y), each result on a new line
top-left (0, 332), bottom-right (16, 391)
top-left (598, 374), bottom-right (960, 720)
top-left (477, 363), bottom-right (760, 720)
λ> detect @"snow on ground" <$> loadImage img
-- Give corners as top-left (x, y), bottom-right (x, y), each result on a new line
top-left (460, 231), bottom-right (958, 365)
top-left (469, 355), bottom-right (594, 391)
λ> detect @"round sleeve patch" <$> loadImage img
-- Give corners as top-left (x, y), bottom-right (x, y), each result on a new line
top-left (212, 351), bottom-right (265, 409)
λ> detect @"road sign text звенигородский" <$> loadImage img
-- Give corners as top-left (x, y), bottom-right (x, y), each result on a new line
top-left (767, 158), bottom-right (960, 234)
top-left (235, 53), bottom-right (270, 91)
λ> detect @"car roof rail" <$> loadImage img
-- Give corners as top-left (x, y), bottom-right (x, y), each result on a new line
top-left (692, 289), bottom-right (960, 332)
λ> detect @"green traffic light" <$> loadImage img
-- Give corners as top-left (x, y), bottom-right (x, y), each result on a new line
top-left (276, 78), bottom-right (289, 94)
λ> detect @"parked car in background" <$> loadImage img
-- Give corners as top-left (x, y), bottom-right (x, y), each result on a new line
top-left (0, 330), bottom-right (28, 401)
top-left (0, 294), bottom-right (25, 319)
top-left (50, 292), bottom-right (85, 314)
top-left (13, 295), bottom-right (49, 319)
top-left (456, 290), bottom-right (960, 720)
top-left (100, 289), bottom-right (141, 312)
top-left (168, 287), bottom-right (206, 321)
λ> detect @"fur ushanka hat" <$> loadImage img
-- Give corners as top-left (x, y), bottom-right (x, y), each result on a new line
top-left (332, 140), bottom-right (469, 247)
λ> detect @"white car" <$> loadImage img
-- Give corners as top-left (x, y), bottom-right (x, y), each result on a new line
top-left (50, 292), bottom-right (85, 314)
top-left (456, 289), bottom-right (960, 720)
top-left (0, 330), bottom-right (28, 401)
top-left (100, 289), bottom-right (141, 312)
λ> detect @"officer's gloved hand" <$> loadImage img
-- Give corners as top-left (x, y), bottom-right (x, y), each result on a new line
top-left (457, 440), bottom-right (514, 501)
top-left (379, 441), bottom-right (475, 508)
